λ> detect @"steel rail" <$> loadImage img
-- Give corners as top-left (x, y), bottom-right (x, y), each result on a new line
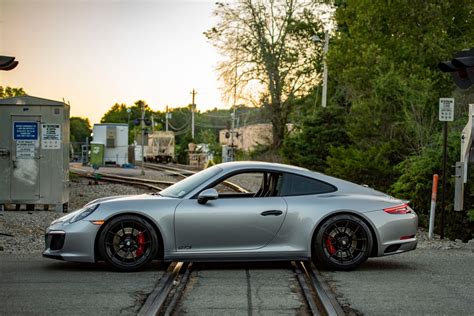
top-left (293, 261), bottom-right (345, 316)
top-left (138, 262), bottom-right (191, 316)
top-left (143, 163), bottom-right (192, 178)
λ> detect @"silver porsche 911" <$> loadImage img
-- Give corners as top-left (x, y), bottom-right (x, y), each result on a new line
top-left (43, 161), bottom-right (417, 271)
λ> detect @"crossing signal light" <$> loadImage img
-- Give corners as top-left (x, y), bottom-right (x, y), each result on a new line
top-left (0, 56), bottom-right (18, 71)
top-left (438, 48), bottom-right (474, 89)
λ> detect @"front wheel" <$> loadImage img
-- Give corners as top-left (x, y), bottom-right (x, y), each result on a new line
top-left (313, 214), bottom-right (373, 271)
top-left (98, 215), bottom-right (159, 271)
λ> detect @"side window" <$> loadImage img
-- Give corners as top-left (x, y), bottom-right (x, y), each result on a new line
top-left (280, 173), bottom-right (336, 196)
top-left (211, 172), bottom-right (282, 198)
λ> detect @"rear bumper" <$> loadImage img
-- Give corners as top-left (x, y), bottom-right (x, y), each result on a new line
top-left (365, 210), bottom-right (418, 257)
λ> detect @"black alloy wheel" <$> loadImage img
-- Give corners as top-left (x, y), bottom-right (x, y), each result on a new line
top-left (98, 215), bottom-right (159, 271)
top-left (313, 214), bottom-right (373, 271)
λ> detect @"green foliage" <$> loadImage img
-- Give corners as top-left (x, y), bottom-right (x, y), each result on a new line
top-left (326, 143), bottom-right (396, 191)
top-left (70, 117), bottom-right (91, 142)
top-left (0, 86), bottom-right (26, 98)
top-left (323, 0), bottom-right (474, 194)
top-left (282, 106), bottom-right (350, 171)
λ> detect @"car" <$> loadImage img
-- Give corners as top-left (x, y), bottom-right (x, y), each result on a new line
top-left (43, 161), bottom-right (418, 271)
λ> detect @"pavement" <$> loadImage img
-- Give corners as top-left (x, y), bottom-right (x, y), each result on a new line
top-left (320, 248), bottom-right (474, 315)
top-left (176, 262), bottom-right (309, 315)
top-left (0, 254), bottom-right (164, 315)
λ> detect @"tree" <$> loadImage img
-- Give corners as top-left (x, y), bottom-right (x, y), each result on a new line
top-left (70, 117), bottom-right (91, 142)
top-left (325, 0), bottom-right (474, 189)
top-left (205, 0), bottom-right (334, 148)
top-left (0, 86), bottom-right (26, 98)
top-left (282, 105), bottom-right (349, 171)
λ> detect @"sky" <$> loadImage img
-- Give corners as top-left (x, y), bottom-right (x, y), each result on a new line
top-left (0, 0), bottom-right (225, 123)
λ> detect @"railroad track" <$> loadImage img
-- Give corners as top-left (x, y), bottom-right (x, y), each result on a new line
top-left (138, 262), bottom-right (192, 316)
top-left (138, 261), bottom-right (343, 316)
top-left (143, 163), bottom-right (194, 179)
top-left (70, 168), bottom-right (176, 191)
top-left (293, 261), bottom-right (344, 316)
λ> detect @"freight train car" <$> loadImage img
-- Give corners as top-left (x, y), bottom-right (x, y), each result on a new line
top-left (145, 131), bottom-right (175, 163)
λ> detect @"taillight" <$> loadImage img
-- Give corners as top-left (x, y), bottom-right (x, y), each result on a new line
top-left (384, 203), bottom-right (412, 214)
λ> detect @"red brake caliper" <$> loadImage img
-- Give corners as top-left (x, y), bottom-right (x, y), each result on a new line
top-left (136, 233), bottom-right (145, 257)
top-left (326, 235), bottom-right (336, 255)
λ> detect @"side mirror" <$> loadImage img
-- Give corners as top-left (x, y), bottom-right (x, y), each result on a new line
top-left (198, 188), bottom-right (218, 205)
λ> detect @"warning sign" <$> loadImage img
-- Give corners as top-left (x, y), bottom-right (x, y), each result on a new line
top-left (13, 122), bottom-right (38, 140)
top-left (41, 124), bottom-right (61, 149)
top-left (16, 140), bottom-right (36, 159)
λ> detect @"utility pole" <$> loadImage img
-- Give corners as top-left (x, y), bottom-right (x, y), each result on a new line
top-left (322, 30), bottom-right (329, 108)
top-left (190, 89), bottom-right (197, 139)
top-left (140, 101), bottom-right (145, 176)
top-left (165, 105), bottom-right (169, 132)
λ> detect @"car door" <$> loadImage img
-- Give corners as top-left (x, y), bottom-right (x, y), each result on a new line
top-left (174, 171), bottom-right (287, 252)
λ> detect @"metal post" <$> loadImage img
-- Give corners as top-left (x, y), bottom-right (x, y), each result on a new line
top-left (190, 89), bottom-right (197, 139)
top-left (84, 136), bottom-right (89, 166)
top-left (440, 121), bottom-right (448, 239)
top-left (165, 105), bottom-right (169, 132)
top-left (429, 174), bottom-right (439, 239)
top-left (322, 30), bottom-right (329, 108)
top-left (230, 110), bottom-right (235, 161)
top-left (140, 102), bottom-right (145, 176)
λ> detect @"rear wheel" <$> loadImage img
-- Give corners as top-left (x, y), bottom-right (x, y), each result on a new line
top-left (98, 215), bottom-right (159, 271)
top-left (313, 214), bottom-right (373, 271)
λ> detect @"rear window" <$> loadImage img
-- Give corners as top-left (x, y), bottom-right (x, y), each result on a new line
top-left (280, 173), bottom-right (336, 196)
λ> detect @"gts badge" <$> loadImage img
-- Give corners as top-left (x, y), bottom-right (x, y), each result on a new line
top-left (178, 245), bottom-right (193, 250)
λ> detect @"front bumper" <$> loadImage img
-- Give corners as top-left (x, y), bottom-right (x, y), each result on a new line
top-left (43, 220), bottom-right (101, 263)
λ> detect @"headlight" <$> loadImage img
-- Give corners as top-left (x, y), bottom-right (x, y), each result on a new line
top-left (69, 204), bottom-right (100, 223)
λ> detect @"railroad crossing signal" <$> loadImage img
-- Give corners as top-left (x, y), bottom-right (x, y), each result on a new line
top-left (0, 56), bottom-right (18, 71)
top-left (438, 47), bottom-right (474, 89)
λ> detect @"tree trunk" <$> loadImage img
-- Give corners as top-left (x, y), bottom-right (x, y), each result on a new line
top-left (270, 104), bottom-right (286, 149)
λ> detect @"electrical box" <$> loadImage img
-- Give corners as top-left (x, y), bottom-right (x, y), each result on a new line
top-left (0, 96), bottom-right (70, 211)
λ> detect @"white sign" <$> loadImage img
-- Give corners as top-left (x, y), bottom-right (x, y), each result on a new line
top-left (16, 140), bottom-right (36, 159)
top-left (41, 124), bottom-right (61, 149)
top-left (439, 98), bottom-right (454, 122)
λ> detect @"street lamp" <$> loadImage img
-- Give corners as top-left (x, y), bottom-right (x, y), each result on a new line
top-left (312, 30), bottom-right (329, 108)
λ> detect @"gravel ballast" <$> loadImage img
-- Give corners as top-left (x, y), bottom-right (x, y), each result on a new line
top-left (0, 178), bottom-right (150, 255)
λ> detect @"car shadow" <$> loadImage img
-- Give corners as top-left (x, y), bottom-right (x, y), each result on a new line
top-left (42, 259), bottom-right (168, 272)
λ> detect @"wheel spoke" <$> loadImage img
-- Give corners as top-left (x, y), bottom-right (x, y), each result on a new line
top-left (352, 225), bottom-right (360, 235)
top-left (333, 224), bottom-right (341, 234)
top-left (111, 245), bottom-right (124, 258)
top-left (121, 222), bottom-right (125, 237)
top-left (343, 221), bottom-right (349, 233)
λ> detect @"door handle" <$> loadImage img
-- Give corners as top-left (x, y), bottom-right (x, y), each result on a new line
top-left (261, 210), bottom-right (283, 216)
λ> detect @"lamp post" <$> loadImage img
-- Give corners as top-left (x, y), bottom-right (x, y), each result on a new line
top-left (0, 56), bottom-right (18, 71)
top-left (312, 30), bottom-right (329, 108)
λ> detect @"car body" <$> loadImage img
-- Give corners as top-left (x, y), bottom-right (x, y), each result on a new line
top-left (44, 161), bottom-right (417, 271)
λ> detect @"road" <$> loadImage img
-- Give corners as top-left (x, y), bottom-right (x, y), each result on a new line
top-left (0, 254), bottom-right (164, 315)
top-left (320, 248), bottom-right (474, 315)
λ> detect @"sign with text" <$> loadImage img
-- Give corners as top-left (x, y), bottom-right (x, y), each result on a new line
top-left (41, 124), bottom-right (61, 149)
top-left (13, 122), bottom-right (38, 140)
top-left (439, 98), bottom-right (454, 121)
top-left (16, 140), bottom-right (36, 159)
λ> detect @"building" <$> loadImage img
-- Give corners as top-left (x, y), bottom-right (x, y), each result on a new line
top-left (91, 123), bottom-right (128, 165)
top-left (219, 123), bottom-right (293, 151)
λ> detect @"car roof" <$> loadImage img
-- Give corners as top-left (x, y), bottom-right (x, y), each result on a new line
top-left (216, 161), bottom-right (311, 175)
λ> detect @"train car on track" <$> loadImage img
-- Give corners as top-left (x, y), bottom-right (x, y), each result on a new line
top-left (145, 131), bottom-right (175, 163)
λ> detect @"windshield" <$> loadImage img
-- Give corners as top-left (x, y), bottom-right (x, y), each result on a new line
top-left (159, 166), bottom-right (223, 198)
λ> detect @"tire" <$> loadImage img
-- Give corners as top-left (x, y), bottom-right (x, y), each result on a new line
top-left (313, 214), bottom-right (373, 271)
top-left (98, 215), bottom-right (159, 271)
